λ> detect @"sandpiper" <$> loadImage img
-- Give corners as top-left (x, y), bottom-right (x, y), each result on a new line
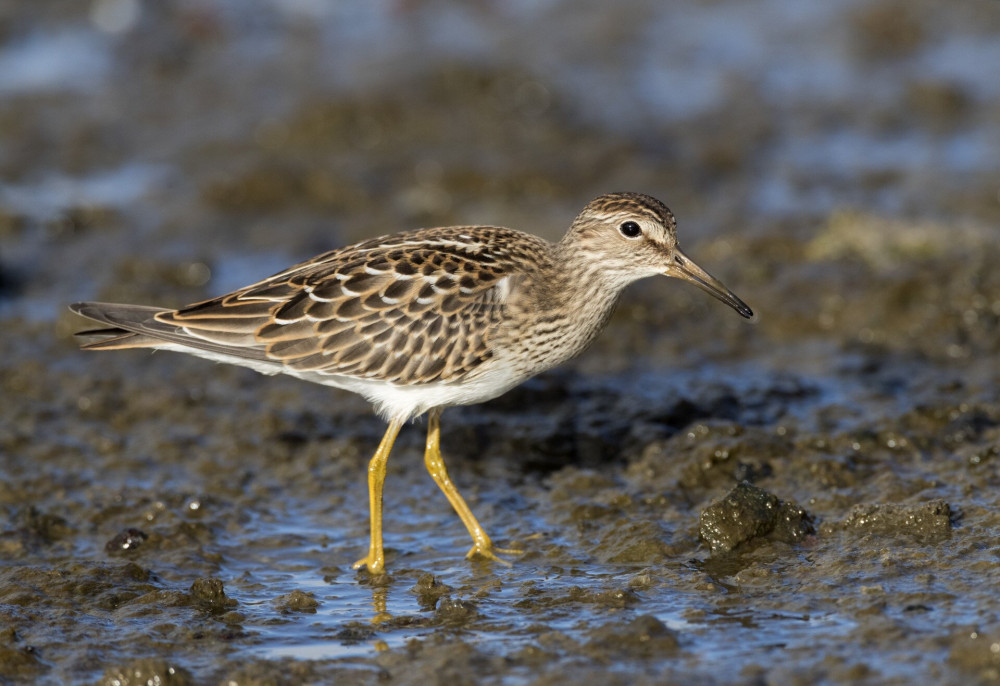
top-left (71, 192), bottom-right (753, 574)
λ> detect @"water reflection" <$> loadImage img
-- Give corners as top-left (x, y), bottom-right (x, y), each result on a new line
top-left (369, 582), bottom-right (392, 625)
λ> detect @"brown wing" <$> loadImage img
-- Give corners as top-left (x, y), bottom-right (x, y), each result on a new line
top-left (157, 226), bottom-right (544, 385)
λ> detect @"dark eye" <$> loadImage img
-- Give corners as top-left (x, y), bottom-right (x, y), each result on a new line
top-left (619, 221), bottom-right (642, 238)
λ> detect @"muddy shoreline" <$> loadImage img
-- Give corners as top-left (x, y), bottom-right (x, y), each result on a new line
top-left (3, 1), bottom-right (1000, 684)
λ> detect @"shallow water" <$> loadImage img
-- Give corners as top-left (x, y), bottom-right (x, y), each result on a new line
top-left (2, 1), bottom-right (1000, 684)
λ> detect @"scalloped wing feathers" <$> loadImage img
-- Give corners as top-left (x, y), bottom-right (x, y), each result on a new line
top-left (154, 226), bottom-right (546, 385)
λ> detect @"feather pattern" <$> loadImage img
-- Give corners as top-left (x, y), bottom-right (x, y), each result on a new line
top-left (77, 226), bottom-right (551, 387)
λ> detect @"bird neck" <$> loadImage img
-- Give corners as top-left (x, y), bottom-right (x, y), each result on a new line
top-left (519, 239), bottom-right (627, 351)
top-left (550, 235), bottom-right (631, 307)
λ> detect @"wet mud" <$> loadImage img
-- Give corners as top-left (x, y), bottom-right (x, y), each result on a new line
top-left (2, 1), bottom-right (1000, 684)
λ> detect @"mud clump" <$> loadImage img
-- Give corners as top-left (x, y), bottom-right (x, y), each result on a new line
top-left (515, 584), bottom-right (641, 612)
top-left (333, 623), bottom-right (377, 645)
top-left (585, 615), bottom-right (680, 659)
top-left (410, 573), bottom-right (453, 611)
top-left (841, 500), bottom-right (953, 540)
top-left (434, 598), bottom-right (480, 627)
top-left (699, 481), bottom-right (815, 554)
top-left (596, 520), bottom-right (673, 565)
top-left (189, 577), bottom-right (237, 612)
top-left (275, 589), bottom-right (320, 613)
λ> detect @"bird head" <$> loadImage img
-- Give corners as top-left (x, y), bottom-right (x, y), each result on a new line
top-left (565, 192), bottom-right (754, 319)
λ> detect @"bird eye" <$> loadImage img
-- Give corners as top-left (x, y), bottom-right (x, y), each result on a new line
top-left (619, 221), bottom-right (642, 238)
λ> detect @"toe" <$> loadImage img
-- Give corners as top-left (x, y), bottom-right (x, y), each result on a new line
top-left (466, 544), bottom-right (519, 566)
top-left (493, 546), bottom-right (523, 556)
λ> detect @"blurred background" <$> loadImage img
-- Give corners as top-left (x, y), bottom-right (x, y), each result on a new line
top-left (1, 0), bottom-right (997, 364)
top-left (2, 1), bottom-right (1000, 684)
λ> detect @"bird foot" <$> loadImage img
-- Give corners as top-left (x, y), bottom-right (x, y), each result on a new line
top-left (352, 554), bottom-right (386, 575)
top-left (465, 542), bottom-right (523, 566)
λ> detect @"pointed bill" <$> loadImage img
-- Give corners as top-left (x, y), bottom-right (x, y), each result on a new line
top-left (666, 248), bottom-right (754, 319)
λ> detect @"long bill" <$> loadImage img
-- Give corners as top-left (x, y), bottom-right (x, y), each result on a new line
top-left (667, 249), bottom-right (754, 320)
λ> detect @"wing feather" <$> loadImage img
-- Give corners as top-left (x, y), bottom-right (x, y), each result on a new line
top-left (133, 225), bottom-right (551, 385)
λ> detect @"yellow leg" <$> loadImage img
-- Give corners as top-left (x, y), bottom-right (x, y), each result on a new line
top-left (424, 408), bottom-right (521, 565)
top-left (353, 417), bottom-right (404, 575)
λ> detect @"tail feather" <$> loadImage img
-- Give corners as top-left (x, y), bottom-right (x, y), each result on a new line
top-left (70, 302), bottom-right (170, 328)
top-left (70, 303), bottom-right (172, 350)
top-left (69, 301), bottom-right (270, 362)
top-left (74, 329), bottom-right (163, 350)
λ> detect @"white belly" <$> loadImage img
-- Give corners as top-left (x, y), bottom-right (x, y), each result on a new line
top-left (153, 342), bottom-right (523, 422)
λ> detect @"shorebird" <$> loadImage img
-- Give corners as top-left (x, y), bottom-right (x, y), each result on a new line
top-left (71, 192), bottom-right (753, 574)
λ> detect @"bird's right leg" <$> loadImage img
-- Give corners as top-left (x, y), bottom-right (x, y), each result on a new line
top-left (352, 417), bottom-right (404, 575)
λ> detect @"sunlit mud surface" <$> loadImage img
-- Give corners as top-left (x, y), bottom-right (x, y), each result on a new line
top-left (2, 1), bottom-right (1000, 684)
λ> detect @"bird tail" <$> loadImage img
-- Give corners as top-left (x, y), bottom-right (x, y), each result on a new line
top-left (69, 302), bottom-right (172, 350)
top-left (69, 301), bottom-right (272, 364)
